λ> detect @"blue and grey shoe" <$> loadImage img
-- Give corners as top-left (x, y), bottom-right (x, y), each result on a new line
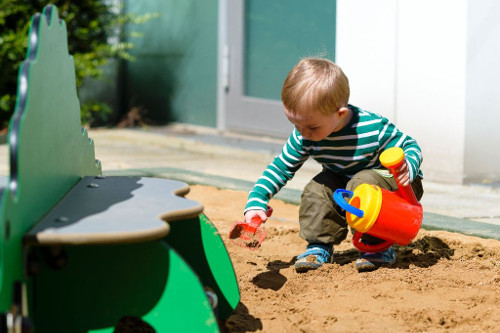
top-left (356, 246), bottom-right (397, 272)
top-left (294, 244), bottom-right (333, 273)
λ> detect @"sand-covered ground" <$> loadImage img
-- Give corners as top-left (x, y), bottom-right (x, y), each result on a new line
top-left (187, 185), bottom-right (500, 333)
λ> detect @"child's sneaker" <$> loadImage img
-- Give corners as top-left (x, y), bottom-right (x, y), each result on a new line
top-left (355, 246), bottom-right (397, 272)
top-left (294, 244), bottom-right (333, 273)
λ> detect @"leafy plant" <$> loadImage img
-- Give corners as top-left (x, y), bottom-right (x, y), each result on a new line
top-left (0, 0), bottom-right (158, 129)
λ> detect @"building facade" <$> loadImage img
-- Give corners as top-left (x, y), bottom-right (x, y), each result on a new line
top-left (122, 0), bottom-right (500, 184)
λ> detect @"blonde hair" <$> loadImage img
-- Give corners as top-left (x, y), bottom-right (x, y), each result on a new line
top-left (281, 58), bottom-right (350, 115)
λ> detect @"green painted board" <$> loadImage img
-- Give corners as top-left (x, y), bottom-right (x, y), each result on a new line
top-left (0, 5), bottom-right (101, 311)
top-left (166, 214), bottom-right (240, 320)
top-left (32, 241), bottom-right (219, 332)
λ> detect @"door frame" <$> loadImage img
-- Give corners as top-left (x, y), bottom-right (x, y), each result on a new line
top-left (216, 0), bottom-right (293, 138)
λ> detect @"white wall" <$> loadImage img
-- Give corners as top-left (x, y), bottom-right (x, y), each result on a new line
top-left (465, 0), bottom-right (500, 182)
top-left (336, 0), bottom-right (398, 120)
top-left (336, 0), bottom-right (490, 184)
top-left (396, 1), bottom-right (467, 183)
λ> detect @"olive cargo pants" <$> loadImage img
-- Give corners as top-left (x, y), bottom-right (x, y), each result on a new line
top-left (299, 169), bottom-right (424, 246)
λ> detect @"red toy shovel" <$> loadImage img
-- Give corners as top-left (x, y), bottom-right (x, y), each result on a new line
top-left (228, 206), bottom-right (273, 250)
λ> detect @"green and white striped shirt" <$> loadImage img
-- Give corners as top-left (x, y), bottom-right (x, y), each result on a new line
top-left (244, 105), bottom-right (423, 213)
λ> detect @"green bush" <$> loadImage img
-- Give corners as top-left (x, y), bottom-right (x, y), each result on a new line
top-left (0, 0), bottom-right (158, 129)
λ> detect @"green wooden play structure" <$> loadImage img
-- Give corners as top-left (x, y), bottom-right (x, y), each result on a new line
top-left (0, 5), bottom-right (239, 332)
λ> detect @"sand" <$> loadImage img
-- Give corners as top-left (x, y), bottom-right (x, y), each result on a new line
top-left (186, 185), bottom-right (500, 333)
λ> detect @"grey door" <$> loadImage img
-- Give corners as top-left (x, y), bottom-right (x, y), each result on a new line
top-left (224, 0), bottom-right (337, 138)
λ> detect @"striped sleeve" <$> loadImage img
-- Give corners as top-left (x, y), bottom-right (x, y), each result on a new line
top-left (378, 118), bottom-right (423, 182)
top-left (244, 129), bottom-right (309, 213)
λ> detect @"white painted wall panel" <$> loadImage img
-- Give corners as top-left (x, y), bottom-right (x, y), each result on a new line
top-left (465, 0), bottom-right (500, 182)
top-left (396, 0), bottom-right (467, 183)
top-left (336, 0), bottom-right (398, 120)
top-left (337, 0), bottom-right (471, 183)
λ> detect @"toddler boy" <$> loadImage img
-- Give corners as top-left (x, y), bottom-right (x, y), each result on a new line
top-left (243, 58), bottom-right (424, 272)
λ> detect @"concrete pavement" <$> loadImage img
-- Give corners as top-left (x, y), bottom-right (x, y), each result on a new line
top-left (1, 125), bottom-right (500, 240)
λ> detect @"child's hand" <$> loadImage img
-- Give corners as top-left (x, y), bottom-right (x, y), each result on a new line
top-left (244, 209), bottom-right (269, 223)
top-left (395, 160), bottom-right (410, 186)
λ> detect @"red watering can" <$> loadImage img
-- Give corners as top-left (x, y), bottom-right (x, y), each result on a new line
top-left (333, 147), bottom-right (423, 252)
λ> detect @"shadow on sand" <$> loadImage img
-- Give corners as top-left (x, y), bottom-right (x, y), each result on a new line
top-left (223, 302), bottom-right (263, 333)
top-left (250, 258), bottom-right (295, 291)
top-left (333, 236), bottom-right (455, 269)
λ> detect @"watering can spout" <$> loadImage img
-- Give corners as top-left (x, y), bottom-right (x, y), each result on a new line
top-left (380, 147), bottom-right (421, 207)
